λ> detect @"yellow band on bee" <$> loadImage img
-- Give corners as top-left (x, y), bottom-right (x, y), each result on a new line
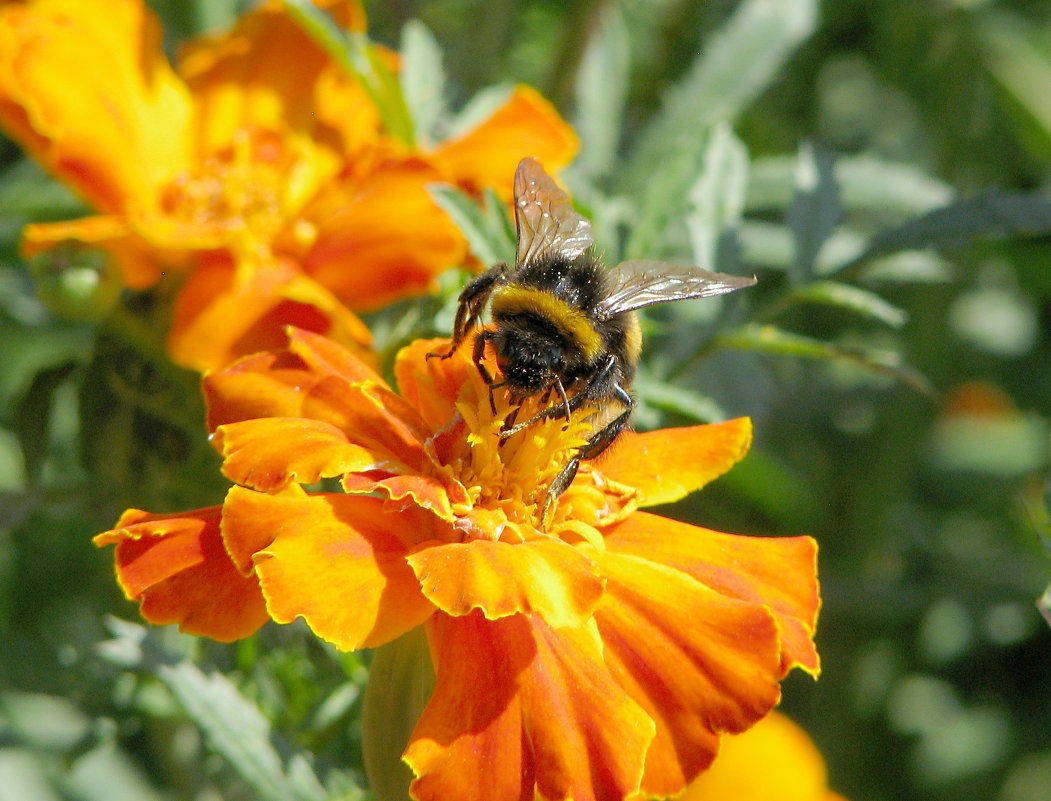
top-left (492, 284), bottom-right (604, 362)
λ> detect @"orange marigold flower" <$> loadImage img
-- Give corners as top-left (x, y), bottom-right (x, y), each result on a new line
top-left (96, 327), bottom-right (820, 801)
top-left (681, 711), bottom-right (847, 801)
top-left (0, 0), bottom-right (577, 370)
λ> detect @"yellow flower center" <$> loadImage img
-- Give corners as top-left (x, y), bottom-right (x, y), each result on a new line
top-left (436, 361), bottom-right (638, 545)
top-left (158, 129), bottom-right (321, 262)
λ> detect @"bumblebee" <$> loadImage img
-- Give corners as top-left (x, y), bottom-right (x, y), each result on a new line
top-left (438, 157), bottom-right (756, 513)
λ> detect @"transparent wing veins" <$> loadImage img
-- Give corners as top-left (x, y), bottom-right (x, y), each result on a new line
top-left (595, 260), bottom-right (757, 318)
top-left (513, 157), bottom-right (593, 267)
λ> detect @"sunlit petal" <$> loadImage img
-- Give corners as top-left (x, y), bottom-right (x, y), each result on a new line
top-left (598, 418), bottom-right (753, 507)
top-left (407, 539), bottom-right (604, 627)
top-left (0, 0), bottom-right (193, 213)
top-left (222, 486), bottom-right (437, 650)
top-left (606, 512), bottom-right (821, 675)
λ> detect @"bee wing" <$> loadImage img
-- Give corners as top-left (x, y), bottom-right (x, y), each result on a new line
top-left (514, 157), bottom-right (593, 267)
top-left (595, 260), bottom-right (757, 318)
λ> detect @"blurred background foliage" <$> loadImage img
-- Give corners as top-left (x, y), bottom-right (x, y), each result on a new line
top-left (2, 0), bottom-right (1051, 800)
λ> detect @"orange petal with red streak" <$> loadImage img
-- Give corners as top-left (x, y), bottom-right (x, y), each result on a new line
top-left (429, 86), bottom-right (579, 197)
top-left (597, 418), bottom-right (753, 507)
top-left (407, 539), bottom-right (604, 628)
top-left (593, 550), bottom-right (783, 797)
top-left (606, 512), bottom-right (820, 676)
top-left (406, 611), bottom-right (653, 801)
top-left (221, 486), bottom-right (437, 650)
top-left (94, 506), bottom-right (269, 642)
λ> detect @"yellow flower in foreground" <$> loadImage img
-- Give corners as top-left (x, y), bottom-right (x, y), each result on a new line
top-left (96, 328), bottom-right (820, 801)
top-left (682, 711), bottom-right (847, 801)
top-left (0, 0), bottom-right (577, 370)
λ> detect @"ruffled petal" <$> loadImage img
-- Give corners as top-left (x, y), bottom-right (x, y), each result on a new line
top-left (605, 512), bottom-right (821, 676)
top-left (407, 539), bottom-right (604, 628)
top-left (429, 86), bottom-right (578, 197)
top-left (303, 158), bottom-right (467, 311)
top-left (213, 417), bottom-right (386, 491)
top-left (168, 255), bottom-right (374, 373)
top-left (221, 486), bottom-right (437, 650)
top-left (94, 506), bottom-right (269, 641)
top-left (0, 0), bottom-right (193, 213)
top-left (203, 330), bottom-right (433, 476)
top-left (406, 611), bottom-right (653, 801)
top-left (598, 418), bottom-right (753, 507)
top-left (592, 550), bottom-right (783, 797)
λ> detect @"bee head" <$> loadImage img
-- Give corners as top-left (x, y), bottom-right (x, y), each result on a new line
top-left (491, 325), bottom-right (564, 394)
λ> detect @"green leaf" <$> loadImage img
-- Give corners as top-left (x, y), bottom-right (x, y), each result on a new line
top-left (788, 142), bottom-right (840, 282)
top-left (400, 20), bottom-right (446, 145)
top-left (157, 661), bottom-right (326, 801)
top-left (362, 628), bottom-right (435, 801)
top-left (622, 0), bottom-right (817, 257)
top-left (573, 3), bottom-right (630, 180)
top-left (686, 123), bottom-right (750, 270)
top-left (720, 323), bottom-right (933, 394)
top-left (842, 191), bottom-right (1051, 273)
top-left (624, 0), bottom-right (817, 189)
top-left (980, 11), bottom-right (1051, 148)
top-left (284, 0), bottom-right (414, 146)
top-left (787, 280), bottom-right (908, 328)
top-left (747, 154), bottom-right (954, 218)
top-left (428, 184), bottom-right (514, 267)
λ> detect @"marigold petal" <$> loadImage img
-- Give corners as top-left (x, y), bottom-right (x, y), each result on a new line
top-left (407, 539), bottom-right (603, 627)
top-left (178, 0), bottom-right (368, 155)
top-left (606, 512), bottom-right (821, 676)
top-left (0, 0), bottom-right (193, 213)
top-left (592, 551), bottom-right (783, 797)
top-left (168, 256), bottom-right (374, 373)
top-left (598, 418), bottom-right (753, 507)
top-left (406, 612), bottom-right (653, 801)
top-left (93, 506), bottom-right (269, 641)
top-left (405, 612), bottom-right (531, 801)
top-left (213, 418), bottom-right (385, 491)
top-left (221, 486), bottom-right (437, 650)
top-left (394, 338), bottom-right (471, 432)
top-left (304, 159), bottom-right (467, 311)
top-left (356, 475), bottom-right (459, 521)
top-left (429, 86), bottom-right (579, 197)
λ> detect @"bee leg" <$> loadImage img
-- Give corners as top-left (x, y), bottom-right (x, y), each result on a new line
top-left (540, 384), bottom-right (634, 522)
top-left (552, 374), bottom-right (572, 428)
top-left (427, 264), bottom-right (507, 360)
top-left (501, 354), bottom-right (619, 439)
top-left (469, 330), bottom-right (505, 415)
